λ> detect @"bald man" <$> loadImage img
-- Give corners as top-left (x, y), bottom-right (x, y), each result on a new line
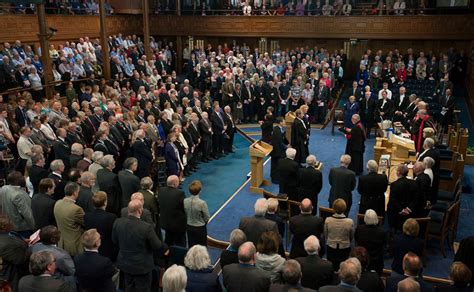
top-left (119, 193), bottom-right (155, 227)
top-left (112, 199), bottom-right (168, 292)
top-left (157, 175), bottom-right (186, 247)
top-left (223, 242), bottom-right (271, 292)
top-left (289, 199), bottom-right (324, 259)
top-left (385, 252), bottom-right (433, 292)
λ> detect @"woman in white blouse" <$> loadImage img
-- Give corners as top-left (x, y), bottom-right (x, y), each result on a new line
top-left (39, 115), bottom-right (56, 141)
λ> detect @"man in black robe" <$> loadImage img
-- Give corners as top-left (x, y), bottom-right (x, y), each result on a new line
top-left (270, 117), bottom-right (288, 184)
top-left (345, 114), bottom-right (366, 175)
top-left (291, 109), bottom-right (309, 164)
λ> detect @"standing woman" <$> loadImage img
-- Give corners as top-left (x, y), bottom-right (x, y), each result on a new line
top-left (325, 198), bottom-right (354, 271)
top-left (184, 180), bottom-right (210, 247)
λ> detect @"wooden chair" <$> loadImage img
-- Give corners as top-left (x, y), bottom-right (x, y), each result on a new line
top-left (319, 206), bottom-right (335, 222)
top-left (356, 213), bottom-right (384, 226)
top-left (428, 201), bottom-right (459, 257)
top-left (331, 109), bottom-right (344, 135)
top-left (413, 217), bottom-right (431, 265)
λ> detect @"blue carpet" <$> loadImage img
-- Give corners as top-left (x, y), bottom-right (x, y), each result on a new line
top-left (205, 126), bottom-right (474, 279)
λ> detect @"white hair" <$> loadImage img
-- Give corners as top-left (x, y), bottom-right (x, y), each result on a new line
top-left (423, 157), bottom-right (435, 169)
top-left (364, 209), bottom-right (379, 225)
top-left (367, 160), bottom-right (378, 173)
top-left (306, 155), bottom-right (317, 166)
top-left (184, 245), bottom-right (211, 271)
top-left (424, 138), bottom-right (435, 149)
top-left (50, 159), bottom-right (64, 172)
top-left (92, 151), bottom-right (104, 162)
top-left (162, 264), bottom-right (187, 292)
top-left (340, 154), bottom-right (352, 166)
top-left (254, 198), bottom-right (268, 216)
top-left (339, 257), bottom-right (362, 285)
top-left (229, 229), bottom-right (247, 249)
top-left (100, 155), bottom-right (115, 168)
top-left (304, 235), bottom-right (320, 255)
top-left (286, 148), bottom-right (297, 160)
top-left (71, 143), bottom-right (84, 155)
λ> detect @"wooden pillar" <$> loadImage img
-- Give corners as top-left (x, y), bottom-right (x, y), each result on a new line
top-left (142, 0), bottom-right (151, 56)
top-left (99, 0), bottom-right (111, 80)
top-left (37, 3), bottom-right (53, 98)
top-left (176, 36), bottom-right (183, 74)
top-left (176, 0), bottom-right (181, 15)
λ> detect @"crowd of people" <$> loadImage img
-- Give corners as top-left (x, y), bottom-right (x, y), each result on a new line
top-left (0, 31), bottom-right (472, 292)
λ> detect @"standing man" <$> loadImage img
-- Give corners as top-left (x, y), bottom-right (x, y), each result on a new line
top-left (118, 157), bottom-right (141, 208)
top-left (96, 155), bottom-right (121, 215)
top-left (292, 109), bottom-right (309, 164)
top-left (270, 117), bottom-right (288, 184)
top-left (314, 80), bottom-right (330, 124)
top-left (223, 105), bottom-right (236, 154)
top-left (358, 160), bottom-right (388, 216)
top-left (359, 91), bottom-right (376, 138)
top-left (112, 200), bottom-right (168, 292)
top-left (328, 155), bottom-right (356, 215)
top-left (210, 104), bottom-right (226, 158)
top-left (344, 114), bottom-right (366, 175)
top-left (158, 175), bottom-right (187, 247)
top-left (54, 182), bottom-right (85, 257)
top-left (297, 155), bottom-right (323, 213)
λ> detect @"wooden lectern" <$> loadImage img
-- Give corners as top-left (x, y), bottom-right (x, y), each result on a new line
top-left (249, 140), bottom-right (273, 194)
top-left (285, 111), bottom-right (296, 143)
top-left (391, 135), bottom-right (416, 159)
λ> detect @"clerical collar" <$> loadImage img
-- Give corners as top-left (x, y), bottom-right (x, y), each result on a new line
top-left (84, 248), bottom-right (99, 253)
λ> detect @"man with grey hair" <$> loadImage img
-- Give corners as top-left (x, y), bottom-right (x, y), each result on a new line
top-left (77, 171), bottom-right (96, 213)
top-left (223, 105), bottom-right (235, 153)
top-left (118, 157), bottom-right (140, 208)
top-left (297, 154), bottom-right (322, 213)
top-left (388, 164), bottom-right (418, 231)
top-left (239, 198), bottom-right (278, 245)
top-left (413, 161), bottom-right (432, 216)
top-left (270, 260), bottom-right (312, 291)
top-left (328, 154), bottom-right (356, 215)
top-left (49, 159), bottom-right (66, 200)
top-left (19, 251), bottom-right (72, 291)
top-left (139, 177), bottom-right (161, 239)
top-left (278, 147), bottom-right (299, 199)
top-left (158, 175), bottom-right (186, 246)
top-left (131, 128), bottom-right (153, 178)
top-left (397, 277), bottom-right (421, 292)
top-left (69, 143), bottom-right (84, 169)
top-left (358, 159), bottom-right (388, 216)
top-left (220, 229), bottom-right (247, 269)
top-left (88, 151), bottom-right (104, 176)
top-left (345, 113), bottom-right (365, 175)
top-left (223, 242), bottom-right (271, 292)
top-left (97, 155), bottom-right (121, 214)
top-left (295, 235), bottom-right (334, 290)
top-left (417, 137), bottom-right (440, 202)
top-left (320, 257), bottom-right (362, 291)
top-left (76, 148), bottom-right (94, 172)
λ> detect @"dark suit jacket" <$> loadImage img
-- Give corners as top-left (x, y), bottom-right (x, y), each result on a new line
top-left (31, 193), bottom-right (56, 229)
top-left (269, 283), bottom-right (315, 292)
top-left (158, 186), bottom-right (186, 233)
top-left (278, 158), bottom-right (299, 198)
top-left (298, 166), bottom-right (323, 202)
top-left (391, 234), bottom-right (425, 275)
top-left (132, 139), bottom-right (153, 178)
top-left (53, 139), bottom-right (72, 168)
top-left (74, 250), bottom-right (116, 292)
top-left (117, 170), bottom-right (140, 208)
top-left (84, 208), bottom-right (117, 260)
top-left (355, 224), bottom-right (386, 272)
top-left (69, 154), bottom-right (82, 169)
top-left (18, 275), bottom-right (73, 292)
top-left (239, 215), bottom-right (278, 246)
top-left (393, 94), bottom-right (410, 113)
top-left (319, 284), bottom-right (362, 292)
top-left (295, 254), bottom-right (334, 290)
top-left (29, 165), bottom-right (49, 194)
top-left (358, 172), bottom-right (388, 216)
top-left (328, 167), bottom-right (356, 207)
top-left (220, 249), bottom-right (239, 270)
top-left (289, 214), bottom-right (324, 259)
top-left (385, 274), bottom-right (433, 292)
top-left (223, 263), bottom-right (271, 292)
top-left (270, 126), bottom-right (287, 158)
top-left (265, 213), bottom-right (285, 238)
top-left (48, 173), bottom-right (66, 201)
top-left (314, 86), bottom-right (330, 102)
top-left (376, 98), bottom-right (394, 121)
top-left (357, 270), bottom-right (385, 292)
top-left (96, 168), bottom-right (121, 214)
top-left (359, 97), bottom-right (376, 125)
top-left (77, 186), bottom-right (94, 213)
top-left (164, 142), bottom-right (180, 176)
top-left (387, 176), bottom-right (419, 221)
top-left (112, 216), bottom-right (166, 275)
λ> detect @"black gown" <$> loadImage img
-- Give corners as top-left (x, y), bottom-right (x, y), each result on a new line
top-left (345, 122), bottom-right (366, 175)
top-left (292, 118), bottom-right (309, 164)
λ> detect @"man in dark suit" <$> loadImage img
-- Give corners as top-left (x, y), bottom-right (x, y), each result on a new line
top-left (118, 157), bottom-right (140, 208)
top-left (210, 104), bottom-right (226, 158)
top-left (29, 154), bottom-right (49, 194)
top-left (112, 200), bottom-right (168, 292)
top-left (278, 148), bottom-right (299, 200)
top-left (385, 252), bottom-right (433, 292)
top-left (223, 241), bottom-right (271, 292)
top-left (328, 155), bottom-right (356, 215)
top-left (158, 175), bottom-right (187, 247)
top-left (295, 235), bottom-right (334, 290)
top-left (345, 114), bottom-right (366, 175)
top-left (393, 86), bottom-right (410, 123)
top-left (297, 155), bottom-right (322, 213)
top-left (53, 128), bottom-right (72, 170)
top-left (314, 80), bottom-right (330, 124)
top-left (269, 260), bottom-right (315, 292)
top-left (49, 159), bottom-right (67, 201)
top-left (359, 91), bottom-right (376, 138)
top-left (223, 105), bottom-right (236, 153)
top-left (289, 199), bottom-right (324, 259)
top-left (417, 138), bottom-right (440, 202)
top-left (439, 88), bottom-right (456, 129)
top-left (14, 98), bottom-right (30, 127)
top-left (84, 191), bottom-right (117, 261)
top-left (131, 129), bottom-right (153, 179)
top-left (18, 250), bottom-right (73, 292)
top-left (358, 160), bottom-right (388, 216)
top-left (292, 109), bottom-right (309, 164)
top-left (239, 198), bottom-right (279, 246)
top-left (31, 178), bottom-right (56, 230)
top-left (74, 229), bottom-right (116, 292)
top-left (96, 155), bottom-right (121, 215)
top-left (387, 164), bottom-right (419, 232)
top-left (376, 90), bottom-right (394, 122)
top-left (413, 162), bottom-right (433, 217)
top-left (319, 257), bottom-right (363, 292)
top-left (77, 171), bottom-right (95, 213)
top-left (344, 81), bottom-right (362, 101)
top-left (270, 117), bottom-right (288, 184)
top-left (198, 111), bottom-right (213, 161)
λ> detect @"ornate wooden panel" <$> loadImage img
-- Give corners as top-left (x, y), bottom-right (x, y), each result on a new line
top-left (150, 15), bottom-right (474, 40)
